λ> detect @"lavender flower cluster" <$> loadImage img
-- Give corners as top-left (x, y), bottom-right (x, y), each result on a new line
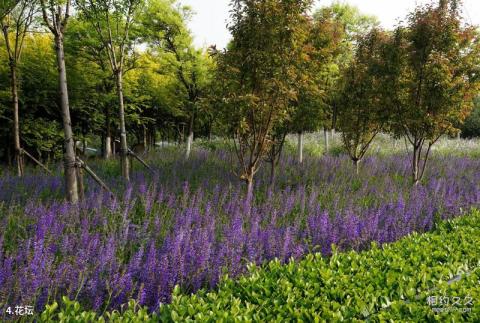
top-left (0, 149), bottom-right (479, 314)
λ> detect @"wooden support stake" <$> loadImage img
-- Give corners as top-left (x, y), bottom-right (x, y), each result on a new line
top-left (21, 149), bottom-right (53, 176)
top-left (128, 149), bottom-right (153, 171)
top-left (76, 165), bottom-right (85, 201)
top-left (115, 139), bottom-right (153, 172)
top-left (76, 157), bottom-right (114, 197)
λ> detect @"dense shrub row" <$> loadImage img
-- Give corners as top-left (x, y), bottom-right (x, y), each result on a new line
top-left (39, 209), bottom-right (480, 322)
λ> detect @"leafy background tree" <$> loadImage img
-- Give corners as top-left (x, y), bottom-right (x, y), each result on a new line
top-left (461, 96), bottom-right (480, 138)
top-left (218, 0), bottom-right (313, 195)
top-left (65, 18), bottom-right (116, 158)
top-left (337, 28), bottom-right (390, 174)
top-left (76, 0), bottom-right (144, 181)
top-left (1, 0), bottom-right (36, 176)
top-left (142, 0), bottom-right (213, 159)
top-left (313, 2), bottom-right (379, 147)
top-left (386, 0), bottom-right (480, 184)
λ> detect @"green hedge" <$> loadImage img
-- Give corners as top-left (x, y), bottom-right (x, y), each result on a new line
top-left (40, 210), bottom-right (480, 322)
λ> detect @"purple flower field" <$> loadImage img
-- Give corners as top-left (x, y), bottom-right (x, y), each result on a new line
top-left (1, 148), bottom-right (479, 314)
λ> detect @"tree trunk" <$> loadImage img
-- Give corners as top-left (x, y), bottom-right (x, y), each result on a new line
top-left (9, 61), bottom-right (23, 176)
top-left (101, 133), bottom-right (105, 157)
top-left (185, 114), bottom-right (194, 160)
top-left (104, 108), bottom-right (112, 159)
top-left (330, 128), bottom-right (335, 145)
top-left (10, 62), bottom-right (23, 176)
top-left (298, 131), bottom-right (304, 164)
top-left (147, 127), bottom-right (152, 150)
top-left (412, 140), bottom-right (433, 185)
top-left (2, 24), bottom-right (23, 175)
top-left (115, 70), bottom-right (130, 181)
top-left (143, 125), bottom-right (147, 153)
top-left (181, 124), bottom-right (185, 145)
top-left (269, 160), bottom-right (276, 187)
top-left (54, 34), bottom-right (79, 204)
top-left (353, 159), bottom-right (360, 175)
top-left (324, 128), bottom-right (329, 153)
top-left (269, 143), bottom-right (276, 186)
top-left (247, 176), bottom-right (254, 198)
top-left (151, 127), bottom-right (157, 150)
top-left (153, 128), bottom-right (157, 149)
top-left (207, 122), bottom-right (212, 141)
top-left (412, 144), bottom-right (420, 185)
top-left (82, 136), bottom-right (87, 155)
top-left (242, 165), bottom-right (255, 199)
top-left (104, 135), bottom-right (112, 159)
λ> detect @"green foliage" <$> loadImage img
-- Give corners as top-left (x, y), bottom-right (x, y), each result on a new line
top-left (217, 0), bottom-right (314, 184)
top-left (64, 23), bottom-right (109, 144)
top-left (142, 0), bottom-right (214, 134)
top-left (0, 0), bottom-right (18, 19)
top-left (315, 1), bottom-right (380, 44)
top-left (327, 143), bottom-right (347, 157)
top-left (337, 29), bottom-right (390, 164)
top-left (0, 33), bottom-right (64, 160)
top-left (383, 0), bottom-right (480, 183)
top-left (313, 1), bottom-right (381, 132)
top-left (462, 97), bottom-right (480, 138)
top-left (40, 298), bottom-right (158, 322)
top-left (387, 0), bottom-right (480, 141)
top-left (0, 0), bottom-right (215, 164)
top-left (313, 1), bottom-right (379, 75)
top-left (287, 9), bottom-right (348, 135)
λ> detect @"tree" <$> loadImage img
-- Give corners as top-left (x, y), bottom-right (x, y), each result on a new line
top-left (219, 0), bottom-right (313, 195)
top-left (0, 0), bottom-right (36, 176)
top-left (16, 34), bottom-right (62, 162)
top-left (387, 0), bottom-right (480, 184)
top-left (142, 0), bottom-right (212, 159)
top-left (0, 0), bottom-right (18, 19)
top-left (314, 2), bottom-right (379, 149)
top-left (289, 12), bottom-right (347, 163)
top-left (290, 84), bottom-right (327, 164)
top-left (125, 50), bottom-right (187, 148)
top-left (39, 0), bottom-right (79, 203)
top-left (264, 122), bottom-right (288, 186)
top-left (0, 33), bottom-right (64, 164)
top-left (0, 14), bottom-right (183, 165)
top-left (76, 0), bottom-right (143, 181)
top-left (461, 96), bottom-right (480, 138)
top-left (337, 29), bottom-right (390, 174)
top-left (265, 7), bottom-right (348, 173)
top-left (65, 26), bottom-right (108, 158)
top-left (65, 18), bottom-right (119, 159)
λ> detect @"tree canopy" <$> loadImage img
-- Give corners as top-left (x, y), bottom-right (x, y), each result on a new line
top-left (0, 0), bottom-right (479, 196)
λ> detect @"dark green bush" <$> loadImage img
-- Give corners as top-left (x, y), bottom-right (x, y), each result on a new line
top-left (462, 98), bottom-right (480, 138)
